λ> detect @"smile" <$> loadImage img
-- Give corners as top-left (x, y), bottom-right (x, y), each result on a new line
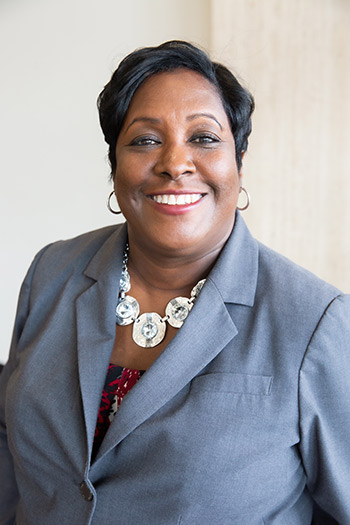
top-left (149, 194), bottom-right (203, 205)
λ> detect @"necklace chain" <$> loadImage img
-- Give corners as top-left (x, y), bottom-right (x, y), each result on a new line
top-left (115, 244), bottom-right (206, 348)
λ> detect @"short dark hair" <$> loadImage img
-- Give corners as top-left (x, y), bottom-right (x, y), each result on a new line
top-left (97, 40), bottom-right (255, 177)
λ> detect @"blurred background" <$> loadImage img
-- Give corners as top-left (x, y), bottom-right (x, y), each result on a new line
top-left (1, 0), bottom-right (349, 363)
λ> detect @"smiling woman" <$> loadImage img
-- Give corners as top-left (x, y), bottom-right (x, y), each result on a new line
top-left (1, 41), bottom-right (350, 524)
top-left (114, 69), bottom-right (240, 259)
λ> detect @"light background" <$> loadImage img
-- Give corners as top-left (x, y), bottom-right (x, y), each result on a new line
top-left (1, 0), bottom-right (349, 363)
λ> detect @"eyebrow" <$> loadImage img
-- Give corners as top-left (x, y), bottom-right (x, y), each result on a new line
top-left (125, 113), bottom-right (223, 132)
top-left (126, 117), bottom-right (161, 132)
top-left (187, 113), bottom-right (223, 131)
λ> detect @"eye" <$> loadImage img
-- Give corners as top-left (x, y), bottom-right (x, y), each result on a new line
top-left (190, 133), bottom-right (221, 145)
top-left (129, 135), bottom-right (161, 147)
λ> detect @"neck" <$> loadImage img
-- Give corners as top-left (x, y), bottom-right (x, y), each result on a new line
top-left (126, 232), bottom-right (229, 295)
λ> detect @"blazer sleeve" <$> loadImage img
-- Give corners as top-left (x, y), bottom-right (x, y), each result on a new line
top-left (299, 294), bottom-right (350, 523)
top-left (0, 246), bottom-right (51, 525)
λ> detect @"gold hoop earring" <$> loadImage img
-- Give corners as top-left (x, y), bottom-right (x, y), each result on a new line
top-left (237, 186), bottom-right (250, 211)
top-left (107, 191), bottom-right (122, 215)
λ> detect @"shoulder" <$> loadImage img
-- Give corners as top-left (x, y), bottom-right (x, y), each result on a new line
top-left (64, 224), bottom-right (120, 242)
top-left (41, 223), bottom-right (123, 260)
top-left (257, 240), bottom-right (342, 304)
top-left (308, 293), bottom-right (350, 347)
top-left (26, 223), bottom-right (125, 290)
top-left (211, 215), bottom-right (342, 320)
top-left (252, 241), bottom-right (347, 344)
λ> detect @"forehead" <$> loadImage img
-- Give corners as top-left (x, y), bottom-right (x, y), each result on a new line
top-left (124, 69), bottom-right (227, 121)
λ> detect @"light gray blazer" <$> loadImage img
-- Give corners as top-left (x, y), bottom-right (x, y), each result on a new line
top-left (1, 214), bottom-right (350, 524)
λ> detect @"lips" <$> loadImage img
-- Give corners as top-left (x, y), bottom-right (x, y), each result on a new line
top-left (149, 193), bottom-right (203, 205)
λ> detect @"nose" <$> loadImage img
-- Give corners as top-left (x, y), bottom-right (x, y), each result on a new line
top-left (154, 142), bottom-right (195, 180)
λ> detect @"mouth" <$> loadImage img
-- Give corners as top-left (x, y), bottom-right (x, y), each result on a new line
top-left (148, 193), bottom-right (204, 205)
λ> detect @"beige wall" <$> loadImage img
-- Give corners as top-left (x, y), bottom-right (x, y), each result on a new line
top-left (210, 0), bottom-right (350, 291)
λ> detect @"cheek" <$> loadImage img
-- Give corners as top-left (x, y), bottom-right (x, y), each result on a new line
top-left (207, 163), bottom-right (240, 196)
top-left (113, 162), bottom-right (136, 194)
top-left (114, 155), bottom-right (153, 192)
top-left (212, 170), bottom-right (241, 213)
top-left (201, 150), bottom-right (239, 184)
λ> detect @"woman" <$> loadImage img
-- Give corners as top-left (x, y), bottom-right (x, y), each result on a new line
top-left (0, 41), bottom-right (349, 524)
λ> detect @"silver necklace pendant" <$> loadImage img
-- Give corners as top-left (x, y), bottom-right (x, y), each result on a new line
top-left (132, 313), bottom-right (166, 348)
top-left (115, 295), bottom-right (139, 326)
top-left (115, 244), bottom-right (206, 348)
top-left (165, 297), bottom-right (193, 328)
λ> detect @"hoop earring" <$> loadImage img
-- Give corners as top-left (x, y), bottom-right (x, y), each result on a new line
top-left (237, 186), bottom-right (250, 211)
top-left (107, 191), bottom-right (122, 215)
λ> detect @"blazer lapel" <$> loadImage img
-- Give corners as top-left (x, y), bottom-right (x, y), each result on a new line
top-left (95, 213), bottom-right (259, 461)
top-left (76, 224), bottom-right (127, 458)
top-left (95, 279), bottom-right (238, 461)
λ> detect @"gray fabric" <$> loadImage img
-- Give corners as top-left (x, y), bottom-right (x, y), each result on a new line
top-left (0, 214), bottom-right (349, 524)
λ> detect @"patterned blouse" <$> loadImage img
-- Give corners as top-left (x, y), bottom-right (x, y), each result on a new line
top-left (93, 364), bottom-right (144, 456)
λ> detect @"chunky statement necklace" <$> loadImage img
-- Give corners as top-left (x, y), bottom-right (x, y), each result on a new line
top-left (115, 244), bottom-right (206, 348)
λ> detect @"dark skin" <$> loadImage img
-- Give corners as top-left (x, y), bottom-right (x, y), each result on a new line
top-left (110, 70), bottom-right (243, 369)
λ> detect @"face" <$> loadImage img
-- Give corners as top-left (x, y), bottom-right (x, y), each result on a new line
top-left (114, 69), bottom-right (242, 258)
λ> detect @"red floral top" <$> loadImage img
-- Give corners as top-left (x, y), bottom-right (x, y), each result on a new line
top-left (93, 364), bottom-right (144, 456)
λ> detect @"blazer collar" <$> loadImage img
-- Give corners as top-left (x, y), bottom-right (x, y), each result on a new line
top-left (83, 222), bottom-right (128, 282)
top-left (208, 212), bottom-right (259, 306)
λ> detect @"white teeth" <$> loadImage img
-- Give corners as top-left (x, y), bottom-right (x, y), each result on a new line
top-left (151, 194), bottom-right (202, 205)
top-left (176, 195), bottom-right (186, 205)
